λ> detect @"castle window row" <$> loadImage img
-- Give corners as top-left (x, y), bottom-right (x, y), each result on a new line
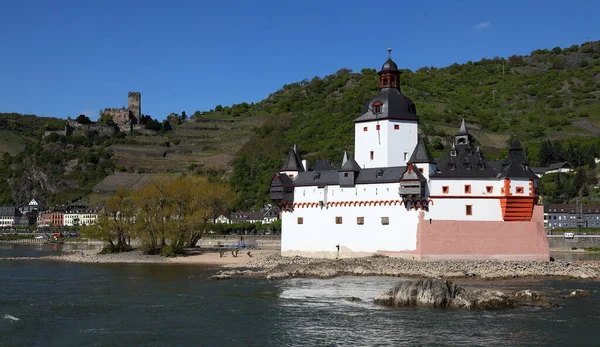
top-left (298, 216), bottom-right (390, 225)
top-left (362, 125), bottom-right (401, 132)
top-left (441, 185), bottom-right (496, 194)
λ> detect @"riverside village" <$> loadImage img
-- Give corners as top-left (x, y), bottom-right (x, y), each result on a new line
top-left (2, 7), bottom-right (600, 344)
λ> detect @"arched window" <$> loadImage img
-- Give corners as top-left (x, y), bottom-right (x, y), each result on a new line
top-left (372, 102), bottom-right (382, 114)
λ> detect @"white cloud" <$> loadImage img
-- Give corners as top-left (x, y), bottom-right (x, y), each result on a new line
top-left (475, 22), bottom-right (491, 31)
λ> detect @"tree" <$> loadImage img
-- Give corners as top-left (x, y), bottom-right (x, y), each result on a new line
top-left (181, 111), bottom-right (187, 122)
top-left (75, 114), bottom-right (92, 124)
top-left (98, 113), bottom-right (115, 126)
top-left (80, 189), bottom-right (133, 253)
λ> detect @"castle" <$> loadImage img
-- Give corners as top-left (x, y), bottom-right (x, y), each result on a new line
top-left (270, 50), bottom-right (550, 261)
top-left (44, 92), bottom-right (144, 139)
top-left (100, 91), bottom-right (142, 133)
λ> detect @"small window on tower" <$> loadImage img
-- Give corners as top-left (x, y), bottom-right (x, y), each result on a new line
top-left (486, 186), bottom-right (493, 193)
top-left (297, 217), bottom-right (303, 224)
top-left (376, 125), bottom-right (380, 130)
top-left (357, 217), bottom-right (364, 225)
top-left (442, 186), bottom-right (449, 194)
top-left (344, 172), bottom-right (349, 177)
top-left (335, 216), bottom-right (343, 224)
top-left (404, 152), bottom-right (408, 161)
top-left (363, 126), bottom-right (368, 132)
top-left (373, 102), bottom-right (382, 114)
top-left (370, 151), bottom-right (374, 160)
top-left (464, 185), bottom-right (471, 194)
top-left (394, 124), bottom-right (399, 130)
top-left (418, 168), bottom-right (424, 173)
top-left (381, 217), bottom-right (390, 225)
top-left (516, 187), bottom-right (524, 194)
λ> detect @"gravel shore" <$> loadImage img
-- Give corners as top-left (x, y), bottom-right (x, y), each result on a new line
top-left (1, 250), bottom-right (169, 264)
top-left (218, 255), bottom-right (600, 280)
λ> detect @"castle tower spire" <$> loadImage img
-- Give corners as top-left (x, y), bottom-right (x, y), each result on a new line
top-left (378, 48), bottom-right (401, 89)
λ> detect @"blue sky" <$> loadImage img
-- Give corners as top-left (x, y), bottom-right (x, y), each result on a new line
top-left (1, 0), bottom-right (599, 120)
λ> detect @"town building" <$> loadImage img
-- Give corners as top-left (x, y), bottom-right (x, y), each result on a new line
top-left (270, 50), bottom-right (549, 261)
top-left (531, 162), bottom-right (575, 177)
top-left (0, 207), bottom-right (21, 227)
top-left (64, 206), bottom-right (99, 226)
top-left (221, 205), bottom-right (280, 225)
top-left (16, 199), bottom-right (44, 227)
top-left (545, 204), bottom-right (600, 229)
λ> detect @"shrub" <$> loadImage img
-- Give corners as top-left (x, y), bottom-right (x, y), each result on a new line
top-left (160, 245), bottom-right (185, 257)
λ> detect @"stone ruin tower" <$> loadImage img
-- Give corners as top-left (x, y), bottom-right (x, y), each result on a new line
top-left (128, 91), bottom-right (141, 124)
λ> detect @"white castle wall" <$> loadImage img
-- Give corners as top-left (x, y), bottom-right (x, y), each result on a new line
top-left (284, 182), bottom-right (420, 256)
top-left (427, 198), bottom-right (503, 221)
top-left (281, 204), bottom-right (419, 257)
top-left (354, 119), bottom-right (417, 169)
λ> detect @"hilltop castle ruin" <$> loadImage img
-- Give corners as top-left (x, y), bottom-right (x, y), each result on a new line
top-left (101, 92), bottom-right (142, 133)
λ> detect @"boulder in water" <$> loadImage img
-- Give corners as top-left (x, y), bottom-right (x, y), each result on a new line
top-left (563, 289), bottom-right (591, 299)
top-left (374, 279), bottom-right (517, 310)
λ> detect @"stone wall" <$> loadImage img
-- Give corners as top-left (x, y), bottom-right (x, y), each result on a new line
top-left (104, 108), bottom-right (131, 126)
top-left (66, 121), bottom-right (117, 137)
top-left (547, 235), bottom-right (600, 250)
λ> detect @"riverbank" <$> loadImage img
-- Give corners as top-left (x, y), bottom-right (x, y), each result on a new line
top-left (216, 255), bottom-right (600, 280)
top-left (2, 246), bottom-right (600, 280)
top-left (0, 248), bottom-right (279, 266)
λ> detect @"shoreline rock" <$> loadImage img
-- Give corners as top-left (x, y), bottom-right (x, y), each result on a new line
top-left (220, 255), bottom-right (600, 280)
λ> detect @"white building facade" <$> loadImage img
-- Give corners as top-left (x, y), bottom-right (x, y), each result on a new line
top-left (270, 51), bottom-right (549, 261)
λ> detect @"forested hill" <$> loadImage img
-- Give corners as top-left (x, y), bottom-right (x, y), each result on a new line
top-left (220, 41), bottom-right (600, 208)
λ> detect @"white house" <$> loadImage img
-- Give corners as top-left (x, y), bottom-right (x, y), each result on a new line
top-left (64, 206), bottom-right (98, 226)
top-left (270, 50), bottom-right (549, 261)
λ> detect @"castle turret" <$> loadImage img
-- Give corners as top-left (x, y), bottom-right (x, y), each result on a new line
top-left (353, 49), bottom-right (419, 169)
top-left (280, 144), bottom-right (305, 180)
top-left (408, 137), bottom-right (436, 180)
top-left (338, 150), bottom-right (361, 187)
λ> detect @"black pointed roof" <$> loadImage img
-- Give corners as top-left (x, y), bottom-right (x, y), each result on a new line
top-left (498, 140), bottom-right (538, 179)
top-left (281, 145), bottom-right (304, 172)
top-left (339, 157), bottom-right (361, 172)
top-left (457, 118), bottom-right (469, 136)
top-left (409, 137), bottom-right (435, 164)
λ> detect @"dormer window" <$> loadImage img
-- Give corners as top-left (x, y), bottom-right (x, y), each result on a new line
top-left (372, 102), bottom-right (382, 114)
top-left (478, 163), bottom-right (485, 170)
top-left (450, 150), bottom-right (457, 157)
top-left (449, 164), bottom-right (456, 170)
top-left (376, 169), bottom-right (383, 177)
top-left (465, 148), bottom-right (472, 155)
top-left (464, 163), bottom-right (472, 170)
top-left (314, 173), bottom-right (321, 180)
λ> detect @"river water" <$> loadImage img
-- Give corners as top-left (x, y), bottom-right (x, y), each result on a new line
top-left (1, 245), bottom-right (599, 347)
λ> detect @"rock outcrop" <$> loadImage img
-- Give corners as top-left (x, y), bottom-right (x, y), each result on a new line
top-left (374, 279), bottom-right (517, 309)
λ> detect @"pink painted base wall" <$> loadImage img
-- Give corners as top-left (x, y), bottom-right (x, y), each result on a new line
top-left (412, 205), bottom-right (550, 261)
